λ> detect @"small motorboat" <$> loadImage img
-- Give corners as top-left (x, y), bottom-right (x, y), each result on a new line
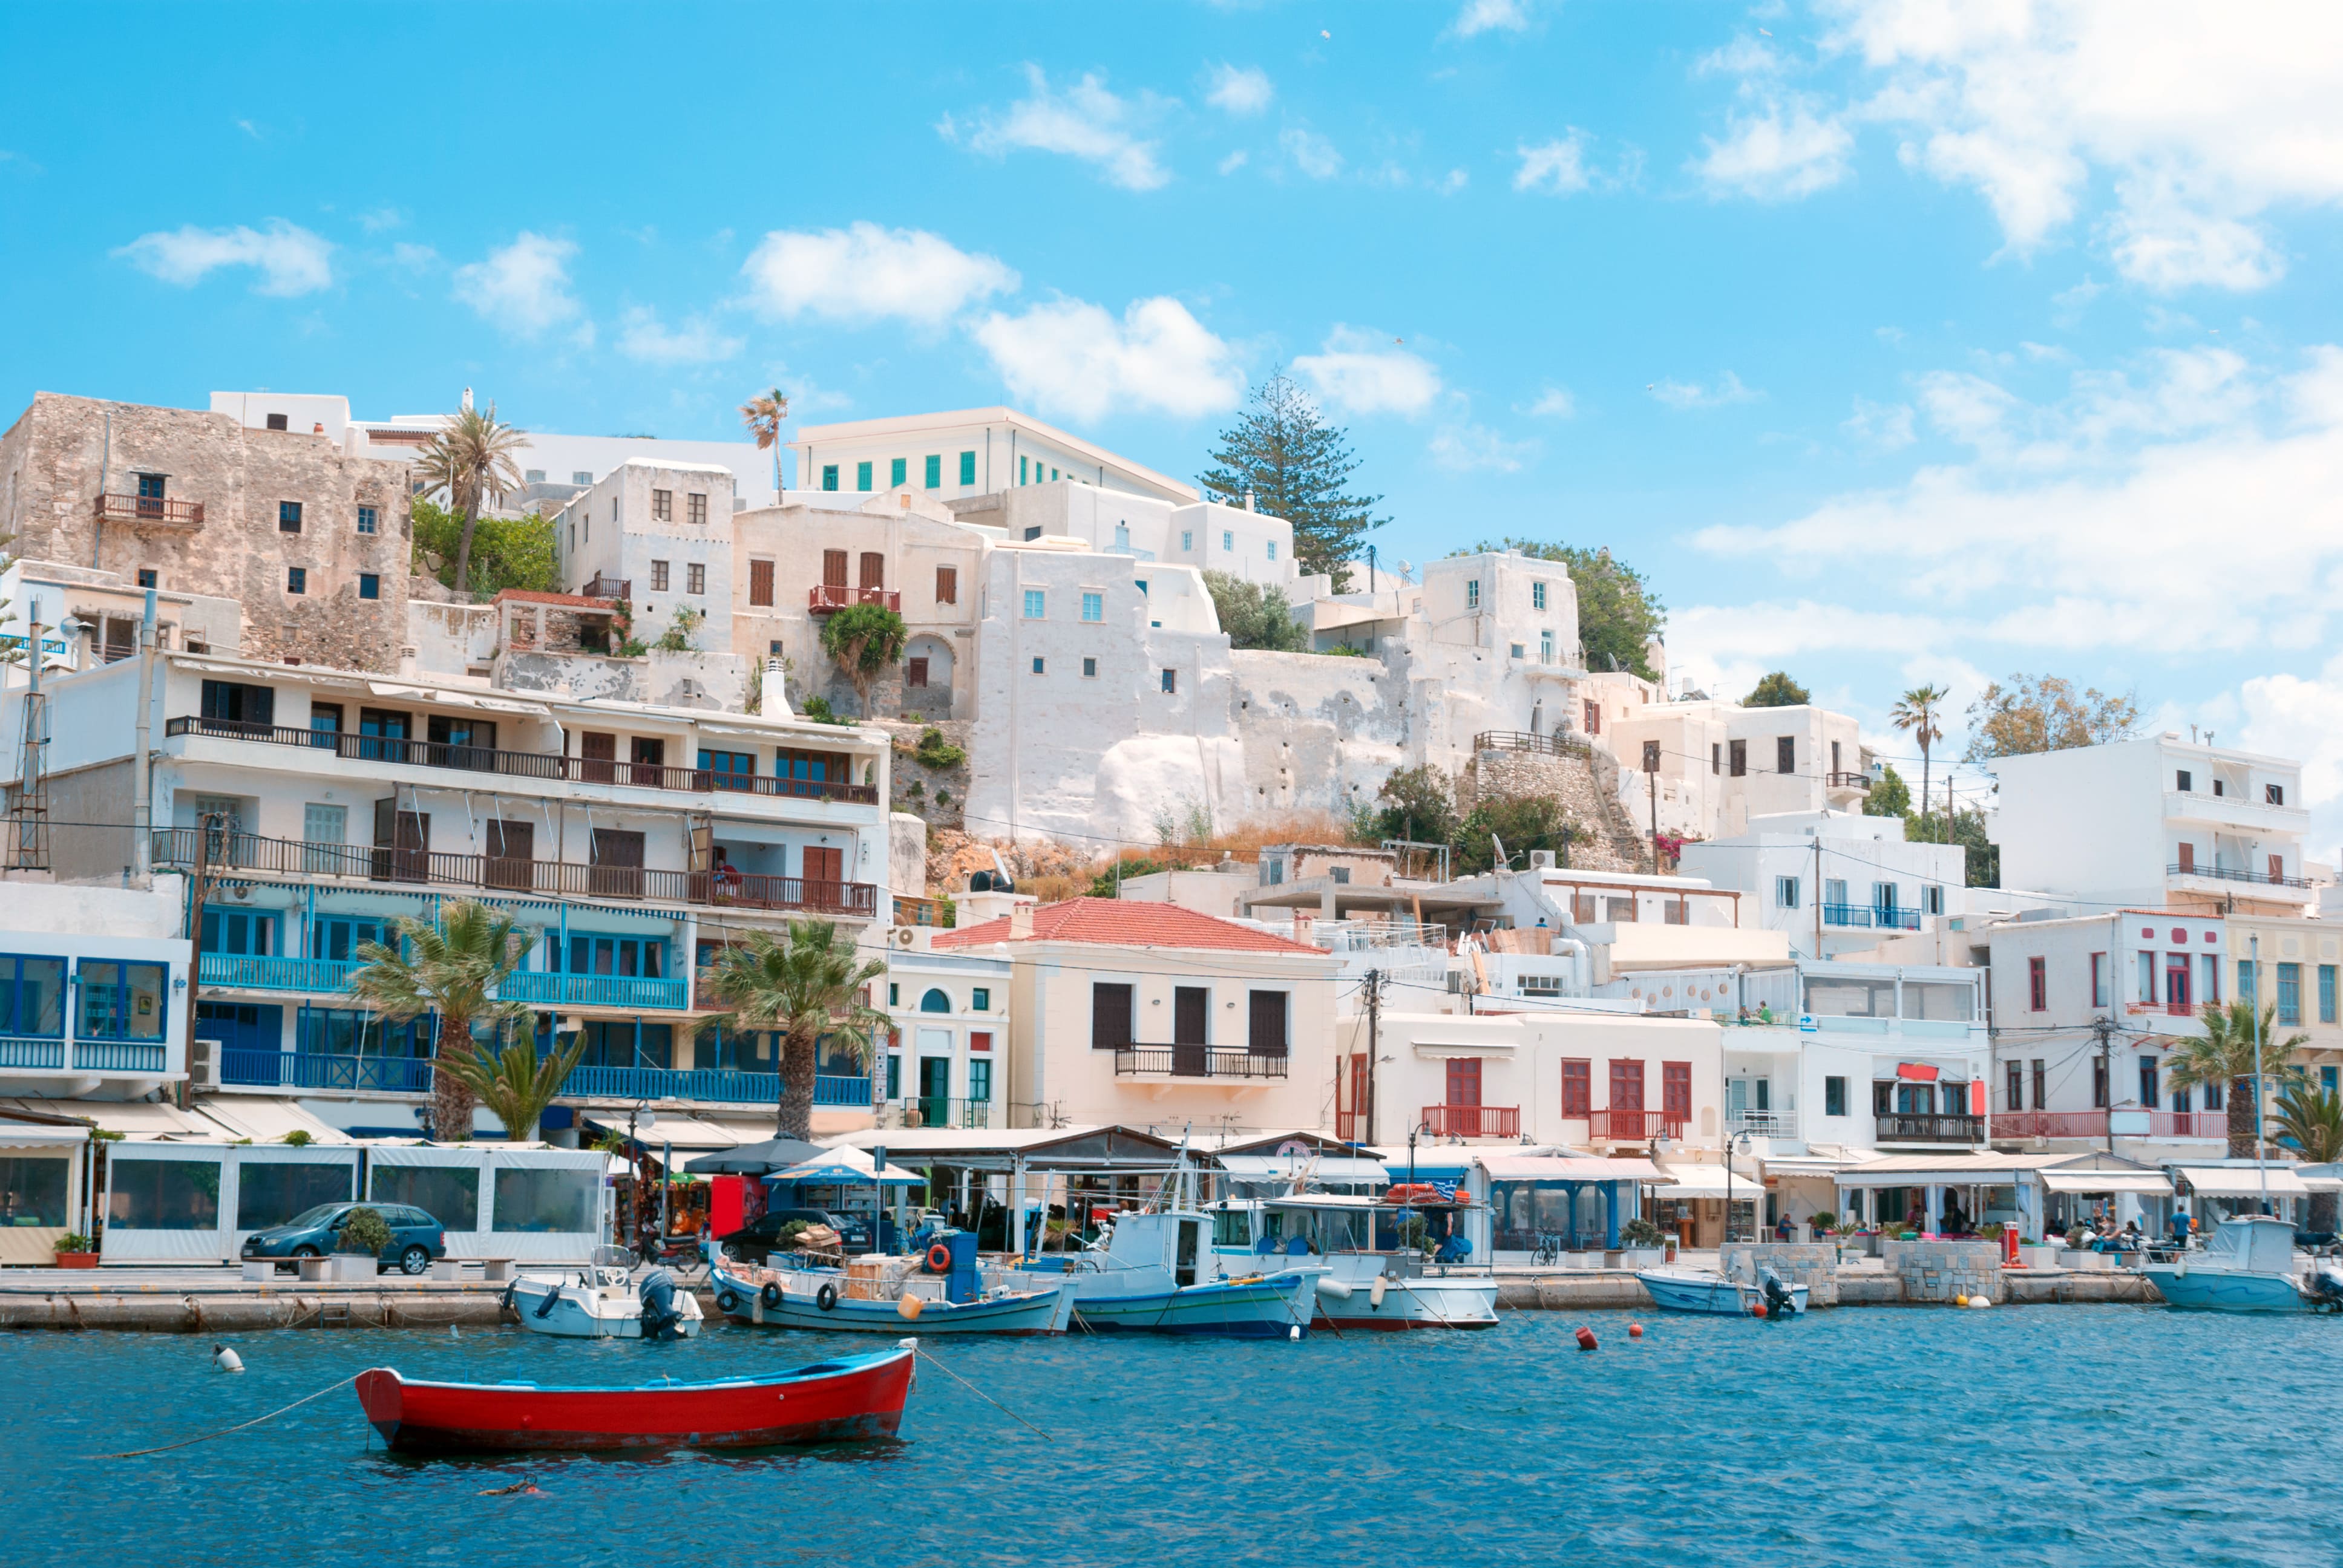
top-left (1221, 1195), bottom-right (1501, 1330)
top-left (507, 1249), bottom-right (703, 1341)
top-left (2141, 1215), bottom-right (2314, 1313)
top-left (354, 1343), bottom-right (916, 1453)
top-left (1016, 1208), bottom-right (1322, 1339)
top-left (1637, 1264), bottom-right (1809, 1318)
top-left (710, 1240), bottom-right (1075, 1336)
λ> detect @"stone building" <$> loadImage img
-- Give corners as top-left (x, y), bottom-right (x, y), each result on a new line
top-left (0, 393), bottom-right (415, 671)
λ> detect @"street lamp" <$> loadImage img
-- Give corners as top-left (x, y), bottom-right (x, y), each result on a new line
top-left (1722, 1129), bottom-right (1757, 1246)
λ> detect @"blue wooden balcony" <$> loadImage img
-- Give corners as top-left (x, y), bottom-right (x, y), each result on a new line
top-left (200, 954), bottom-right (363, 993)
top-left (559, 1067), bottom-right (873, 1106)
top-left (74, 1040), bottom-right (167, 1073)
top-left (0, 1037), bottom-right (67, 1070)
top-left (499, 972), bottom-right (690, 1011)
top-left (1821, 903), bottom-right (1922, 932)
top-left (222, 1048), bottom-right (434, 1094)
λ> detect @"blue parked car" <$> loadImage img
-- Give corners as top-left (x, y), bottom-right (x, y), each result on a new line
top-left (241, 1202), bottom-right (447, 1275)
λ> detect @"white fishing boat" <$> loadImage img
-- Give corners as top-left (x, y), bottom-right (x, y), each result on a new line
top-left (1636, 1264), bottom-right (1807, 1318)
top-left (508, 1249), bottom-right (704, 1340)
top-left (1016, 1207), bottom-right (1321, 1338)
top-left (1214, 1194), bottom-right (1501, 1330)
top-left (2141, 1216), bottom-right (2327, 1313)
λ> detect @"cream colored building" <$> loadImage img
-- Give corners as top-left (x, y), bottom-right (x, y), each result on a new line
top-left (934, 898), bottom-right (1342, 1136)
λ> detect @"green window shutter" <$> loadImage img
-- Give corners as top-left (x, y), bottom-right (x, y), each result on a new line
top-left (821, 465), bottom-right (839, 492)
top-left (924, 454), bottom-right (942, 488)
top-left (856, 461), bottom-right (873, 491)
top-left (958, 451), bottom-right (976, 485)
top-left (890, 457), bottom-right (907, 486)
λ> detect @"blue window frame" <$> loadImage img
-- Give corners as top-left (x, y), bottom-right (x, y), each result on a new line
top-left (972, 987), bottom-right (991, 1010)
top-left (1081, 592), bottom-right (1103, 623)
top-left (856, 461), bottom-right (873, 491)
top-left (573, 1019), bottom-right (673, 1069)
top-left (287, 567), bottom-right (306, 595)
top-left (310, 917), bottom-right (387, 963)
top-left (356, 505), bottom-right (378, 535)
top-left (2322, 964), bottom-right (2338, 1025)
top-left (300, 1005), bottom-right (428, 1059)
top-left (279, 500), bottom-right (303, 532)
top-left (919, 988), bottom-right (951, 1014)
top-left (700, 749), bottom-right (757, 790)
top-left (969, 1059), bottom-right (992, 1103)
top-left (0, 955), bottom-right (67, 1037)
top-left (358, 573), bottom-right (380, 600)
top-left (821, 464), bottom-right (839, 492)
top-left (1023, 589), bottom-right (1046, 619)
top-left (924, 454), bottom-right (942, 488)
top-left (200, 910), bottom-right (277, 957)
top-left (959, 451), bottom-right (976, 485)
top-left (551, 934), bottom-right (666, 979)
top-left (1031, 656), bottom-right (1046, 675)
top-left (76, 961), bottom-right (168, 1041)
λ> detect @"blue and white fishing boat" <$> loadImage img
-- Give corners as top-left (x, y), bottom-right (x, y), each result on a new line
top-left (710, 1237), bottom-right (1076, 1336)
top-left (2140, 1215), bottom-right (2321, 1313)
top-left (1016, 1207), bottom-right (1322, 1338)
top-left (1213, 1195), bottom-right (1501, 1330)
top-left (1636, 1264), bottom-right (1807, 1317)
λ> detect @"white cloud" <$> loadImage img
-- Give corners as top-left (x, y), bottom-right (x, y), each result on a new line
top-left (1819, 0), bottom-right (2343, 290)
top-left (969, 295), bottom-right (1244, 422)
top-left (1452, 0), bottom-right (1531, 38)
top-left (453, 232), bottom-right (583, 336)
top-left (958, 67), bottom-right (1170, 191)
top-left (1430, 422), bottom-right (1538, 473)
top-left (738, 223), bottom-right (1017, 327)
top-left (1294, 326), bottom-right (1441, 416)
top-left (2238, 657), bottom-right (2343, 849)
top-left (1282, 127), bottom-right (1343, 180)
top-left (1522, 387), bottom-right (1576, 419)
top-left (1650, 371), bottom-right (1760, 410)
top-left (1694, 344), bottom-right (2343, 657)
top-left (1218, 150), bottom-right (1250, 175)
top-left (1514, 133), bottom-right (1590, 195)
top-left (115, 220), bottom-right (333, 295)
top-left (1205, 63), bottom-right (1273, 116)
top-left (389, 243), bottom-right (438, 272)
top-left (356, 207), bottom-right (404, 234)
top-left (1844, 396), bottom-right (1916, 449)
top-left (615, 306), bottom-right (743, 365)
top-left (1693, 98), bottom-right (1853, 200)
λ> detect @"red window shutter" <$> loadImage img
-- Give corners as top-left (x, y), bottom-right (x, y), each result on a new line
top-left (2029, 956), bottom-right (2046, 1011)
top-left (1662, 1062), bottom-right (1692, 1120)
top-left (1609, 1059), bottom-right (1644, 1111)
top-left (2270, 854), bottom-right (2285, 884)
top-left (1561, 1059), bottom-right (1590, 1117)
top-left (2176, 842), bottom-right (2194, 872)
top-left (1445, 1057), bottom-right (1482, 1106)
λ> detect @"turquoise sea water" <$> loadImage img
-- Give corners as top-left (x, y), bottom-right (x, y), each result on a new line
top-left (11, 1304), bottom-right (2340, 1567)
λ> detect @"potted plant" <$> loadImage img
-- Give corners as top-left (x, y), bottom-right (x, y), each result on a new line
top-left (1619, 1217), bottom-right (1669, 1268)
top-left (333, 1206), bottom-right (394, 1279)
top-left (52, 1232), bottom-right (97, 1269)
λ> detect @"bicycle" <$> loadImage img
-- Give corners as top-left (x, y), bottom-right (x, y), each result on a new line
top-left (1530, 1233), bottom-right (1562, 1267)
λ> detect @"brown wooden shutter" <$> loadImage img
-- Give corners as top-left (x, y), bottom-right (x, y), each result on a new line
top-left (1247, 990), bottom-right (1286, 1055)
top-left (935, 566), bottom-right (957, 604)
top-left (748, 559), bottom-right (775, 607)
top-left (1662, 1061), bottom-right (1692, 1122)
top-left (580, 731), bottom-right (617, 783)
top-left (1092, 982), bottom-right (1135, 1050)
top-left (590, 828), bottom-right (646, 898)
top-left (1561, 1059), bottom-right (1591, 1117)
top-left (485, 819), bottom-right (534, 890)
top-left (859, 551), bottom-right (885, 589)
top-left (822, 550), bottom-right (848, 587)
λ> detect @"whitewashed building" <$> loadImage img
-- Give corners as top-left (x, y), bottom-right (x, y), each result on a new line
top-left (1679, 811), bottom-right (1969, 962)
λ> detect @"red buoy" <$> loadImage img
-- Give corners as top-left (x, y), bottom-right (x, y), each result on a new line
top-left (1575, 1325), bottom-right (1598, 1351)
top-left (1750, 1301), bottom-right (1768, 1320)
top-left (1627, 1322), bottom-right (1644, 1339)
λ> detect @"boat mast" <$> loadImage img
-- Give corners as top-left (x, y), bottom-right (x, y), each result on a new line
top-left (2252, 933), bottom-right (2268, 1214)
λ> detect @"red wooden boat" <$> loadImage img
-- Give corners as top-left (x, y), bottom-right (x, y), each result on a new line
top-left (354, 1345), bottom-right (914, 1453)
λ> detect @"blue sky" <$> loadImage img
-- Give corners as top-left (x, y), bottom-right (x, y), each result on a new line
top-left (7, 1), bottom-right (2343, 848)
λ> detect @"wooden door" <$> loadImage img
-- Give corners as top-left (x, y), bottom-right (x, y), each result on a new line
top-left (580, 731), bottom-right (617, 783)
top-left (1173, 987), bottom-right (1209, 1076)
top-left (1445, 1057), bottom-right (1483, 1108)
top-left (591, 828), bottom-right (646, 898)
top-left (802, 844), bottom-right (844, 907)
top-left (370, 800), bottom-right (428, 883)
top-left (822, 549), bottom-right (848, 587)
top-left (859, 552), bottom-right (885, 589)
top-left (748, 558), bottom-right (775, 607)
top-left (485, 819), bottom-right (534, 890)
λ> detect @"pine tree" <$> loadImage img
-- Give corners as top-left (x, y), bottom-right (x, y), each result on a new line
top-left (1199, 371), bottom-right (1387, 590)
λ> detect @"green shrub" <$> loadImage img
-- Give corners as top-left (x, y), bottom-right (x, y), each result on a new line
top-left (54, 1232), bottom-right (91, 1253)
top-left (915, 728), bottom-right (966, 769)
top-left (1620, 1217), bottom-right (1669, 1247)
top-left (281, 1129), bottom-right (313, 1147)
top-left (336, 1206), bottom-right (393, 1256)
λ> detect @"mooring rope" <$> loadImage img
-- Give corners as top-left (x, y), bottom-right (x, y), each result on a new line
top-left (910, 1348), bottom-right (1050, 1439)
top-left (96, 1373), bottom-right (361, 1459)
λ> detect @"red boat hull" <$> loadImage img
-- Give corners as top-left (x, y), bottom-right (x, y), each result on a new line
top-left (355, 1350), bottom-right (913, 1453)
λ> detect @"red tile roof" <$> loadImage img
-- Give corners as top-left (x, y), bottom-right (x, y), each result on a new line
top-left (935, 897), bottom-right (1325, 955)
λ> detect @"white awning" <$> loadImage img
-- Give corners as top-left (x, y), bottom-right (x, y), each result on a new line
top-left (1651, 1164), bottom-right (1746, 1198)
top-left (617, 1117), bottom-right (772, 1152)
top-left (2041, 1170), bottom-right (2174, 1196)
top-left (193, 1098), bottom-right (352, 1144)
top-left (1479, 1154), bottom-right (1663, 1183)
top-left (7, 1097), bottom-right (214, 1140)
top-left (1411, 1040), bottom-right (1516, 1059)
top-left (2178, 1166), bottom-right (2312, 1198)
top-left (1215, 1154), bottom-right (1390, 1183)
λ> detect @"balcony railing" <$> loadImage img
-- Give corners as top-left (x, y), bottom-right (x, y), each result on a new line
top-left (1822, 903), bottom-right (1923, 931)
top-left (154, 829), bottom-right (879, 920)
top-left (2167, 861), bottom-right (2312, 890)
top-left (0, 1037), bottom-right (67, 1070)
top-left (1725, 1108), bottom-right (1798, 1140)
top-left (1472, 730), bottom-right (1587, 760)
top-left (223, 1049), bottom-right (433, 1094)
top-left (1876, 1112), bottom-right (1984, 1145)
top-left (200, 954), bottom-right (364, 993)
top-left (1824, 771), bottom-right (1872, 792)
top-left (808, 585), bottom-right (900, 613)
top-left (163, 718), bottom-right (882, 806)
top-left (500, 972), bottom-right (690, 1011)
top-left (1421, 1104), bottom-right (1521, 1139)
top-left (579, 574), bottom-right (630, 601)
top-left (557, 1068), bottom-right (871, 1106)
top-left (1112, 1046), bottom-right (1291, 1080)
top-left (94, 492), bottom-right (204, 528)
top-left (893, 1096), bottom-right (992, 1129)
top-left (74, 1040), bottom-right (167, 1073)
top-left (1587, 1108), bottom-right (1688, 1142)
top-left (1993, 1109), bottom-right (2227, 1140)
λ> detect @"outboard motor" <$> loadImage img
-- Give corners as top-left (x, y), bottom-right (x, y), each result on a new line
top-left (2305, 1262), bottom-right (2343, 1315)
top-left (1758, 1265), bottom-right (1797, 1319)
top-left (638, 1267), bottom-right (686, 1341)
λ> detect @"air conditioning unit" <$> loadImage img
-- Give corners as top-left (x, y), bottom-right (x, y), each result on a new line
top-left (891, 926), bottom-right (919, 949)
top-left (188, 1038), bottom-right (222, 1093)
top-left (1529, 849), bottom-right (1557, 870)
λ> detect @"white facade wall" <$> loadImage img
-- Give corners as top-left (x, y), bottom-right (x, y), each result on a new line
top-left (554, 460), bottom-right (737, 650)
top-left (1680, 812), bottom-right (1968, 961)
top-left (0, 883), bottom-right (191, 1101)
top-left (885, 947), bottom-right (1013, 1123)
top-left (793, 408), bottom-right (1195, 508)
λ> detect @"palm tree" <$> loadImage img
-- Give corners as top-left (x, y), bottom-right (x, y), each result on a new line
top-left (739, 387), bottom-right (790, 496)
top-left (2169, 1000), bottom-right (2310, 1159)
top-left (414, 400), bottom-right (528, 596)
top-left (1890, 684), bottom-right (1948, 839)
top-left (438, 1031), bottom-right (587, 1143)
top-left (701, 921), bottom-right (888, 1138)
top-left (347, 900), bottom-right (536, 1142)
top-left (819, 601), bottom-right (908, 718)
top-left (2275, 1079), bottom-right (2343, 1232)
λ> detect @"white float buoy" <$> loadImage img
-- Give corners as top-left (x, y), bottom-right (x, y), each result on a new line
top-left (213, 1344), bottom-right (244, 1374)
top-left (1968, 1294), bottom-right (1993, 1309)
top-left (1289, 1323), bottom-right (1301, 1340)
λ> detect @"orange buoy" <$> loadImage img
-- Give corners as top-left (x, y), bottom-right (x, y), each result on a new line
top-left (1575, 1325), bottom-right (1598, 1351)
top-left (1627, 1322), bottom-right (1644, 1339)
top-left (1750, 1300), bottom-right (1768, 1319)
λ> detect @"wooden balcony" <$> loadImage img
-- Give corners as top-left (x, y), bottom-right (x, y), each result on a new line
top-left (1112, 1046), bottom-right (1290, 1080)
top-left (579, 574), bottom-right (630, 601)
top-left (1587, 1108), bottom-right (1687, 1142)
top-left (94, 492), bottom-right (204, 529)
top-left (1876, 1112), bottom-right (1984, 1145)
top-left (808, 584), bottom-right (900, 614)
top-left (1421, 1104), bottom-right (1521, 1138)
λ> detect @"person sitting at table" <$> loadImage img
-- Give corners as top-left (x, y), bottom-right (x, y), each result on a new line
top-left (1940, 1195), bottom-right (1967, 1236)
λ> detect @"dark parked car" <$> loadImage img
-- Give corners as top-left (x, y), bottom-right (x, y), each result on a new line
top-left (720, 1207), bottom-right (875, 1263)
top-left (241, 1203), bottom-right (447, 1275)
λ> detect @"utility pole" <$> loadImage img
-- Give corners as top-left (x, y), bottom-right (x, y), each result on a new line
top-left (1364, 968), bottom-right (1383, 1148)
top-left (1812, 834), bottom-right (1823, 961)
top-left (1643, 740), bottom-right (1662, 874)
top-left (180, 811), bottom-right (223, 1110)
top-left (2252, 933), bottom-right (2268, 1213)
top-left (2093, 1014), bottom-right (2117, 1155)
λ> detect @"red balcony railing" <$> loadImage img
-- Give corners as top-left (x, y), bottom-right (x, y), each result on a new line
top-left (1586, 1108), bottom-right (1686, 1142)
top-left (1995, 1109), bottom-right (2227, 1140)
top-left (808, 585), bottom-right (900, 614)
top-left (94, 492), bottom-right (204, 528)
top-left (1335, 1109), bottom-right (1366, 1141)
top-left (1421, 1104), bottom-right (1520, 1139)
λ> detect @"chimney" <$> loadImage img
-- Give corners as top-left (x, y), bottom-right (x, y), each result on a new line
top-left (1242, 489), bottom-right (1257, 512)
top-left (398, 644), bottom-right (419, 678)
top-left (760, 656), bottom-right (791, 717)
top-left (461, 387), bottom-right (474, 413)
top-left (1009, 904), bottom-right (1034, 939)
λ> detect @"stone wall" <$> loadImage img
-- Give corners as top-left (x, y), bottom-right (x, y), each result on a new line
top-left (1721, 1241), bottom-right (1841, 1307)
top-left (2, 393), bottom-right (415, 671)
top-left (1462, 743), bottom-right (1650, 872)
top-left (879, 718), bottom-right (971, 831)
top-left (1881, 1239), bottom-right (2003, 1304)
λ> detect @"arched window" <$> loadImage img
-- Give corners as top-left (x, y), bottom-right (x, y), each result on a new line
top-left (919, 988), bottom-right (951, 1014)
